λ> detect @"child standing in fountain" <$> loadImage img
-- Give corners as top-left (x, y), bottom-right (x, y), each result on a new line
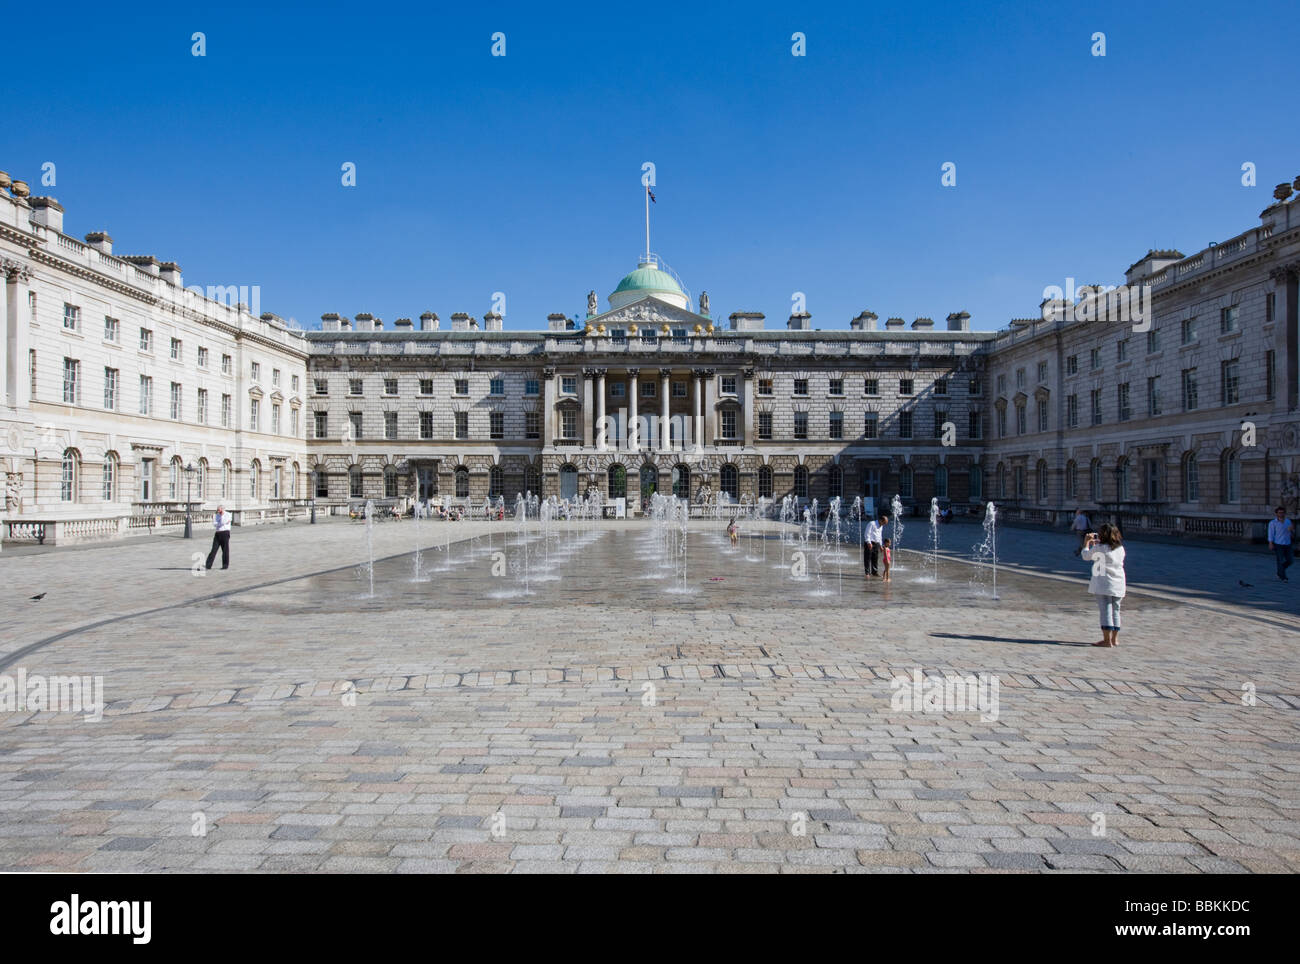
top-left (882, 537), bottom-right (892, 580)
top-left (727, 517), bottom-right (738, 546)
top-left (1080, 523), bottom-right (1126, 648)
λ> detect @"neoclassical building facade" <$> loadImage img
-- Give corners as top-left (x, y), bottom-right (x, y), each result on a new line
top-left (2, 163), bottom-right (1298, 543)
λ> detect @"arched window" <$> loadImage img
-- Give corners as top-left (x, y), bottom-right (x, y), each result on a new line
top-left (1115, 457), bottom-right (1129, 501)
top-left (455, 465), bottom-right (471, 498)
top-left (758, 465), bottom-right (773, 499)
top-left (1183, 453), bottom-right (1199, 502)
top-left (170, 456), bottom-right (182, 500)
top-left (61, 449), bottom-right (79, 502)
top-left (196, 458), bottom-right (207, 502)
top-left (672, 464), bottom-right (691, 499)
top-left (1090, 460), bottom-right (1102, 502)
top-left (640, 464), bottom-right (658, 501)
top-left (558, 464), bottom-right (577, 499)
top-left (385, 465), bottom-right (399, 499)
top-left (488, 465), bottom-right (503, 498)
top-left (222, 460), bottom-right (232, 500)
top-left (794, 465), bottom-right (809, 499)
top-left (1036, 460), bottom-right (1048, 502)
top-left (607, 464), bottom-right (626, 499)
top-left (249, 459), bottom-right (261, 500)
top-left (1065, 460), bottom-right (1077, 500)
top-left (933, 465), bottom-right (947, 500)
top-left (720, 463), bottom-right (738, 499)
top-left (525, 463), bottom-right (541, 495)
top-left (101, 452), bottom-right (117, 502)
top-left (1222, 451), bottom-right (1240, 504)
top-left (349, 464), bottom-right (362, 499)
top-left (899, 465), bottom-right (913, 500)
top-left (827, 464), bottom-right (843, 500)
top-left (969, 466), bottom-right (983, 501)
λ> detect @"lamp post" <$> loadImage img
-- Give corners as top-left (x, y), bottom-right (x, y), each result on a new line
top-left (310, 470), bottom-right (317, 524)
top-left (183, 462), bottom-right (196, 539)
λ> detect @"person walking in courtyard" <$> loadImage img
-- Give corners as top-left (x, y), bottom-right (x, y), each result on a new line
top-left (1268, 506), bottom-right (1293, 581)
top-left (205, 504), bottom-right (232, 570)
top-left (864, 512), bottom-right (887, 577)
top-left (1081, 523), bottom-right (1126, 647)
top-left (1071, 508), bottom-right (1090, 556)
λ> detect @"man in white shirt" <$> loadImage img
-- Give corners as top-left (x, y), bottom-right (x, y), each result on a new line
top-left (1071, 508), bottom-right (1090, 556)
top-left (863, 513), bottom-right (887, 577)
top-left (205, 505), bottom-right (232, 570)
top-left (1268, 506), bottom-right (1293, 582)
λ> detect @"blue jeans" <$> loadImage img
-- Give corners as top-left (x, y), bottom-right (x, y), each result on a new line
top-left (1275, 544), bottom-right (1293, 579)
top-left (1096, 595), bottom-right (1122, 632)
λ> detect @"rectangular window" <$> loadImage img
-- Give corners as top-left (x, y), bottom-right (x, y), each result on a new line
top-left (1146, 328), bottom-right (1160, 354)
top-left (61, 358), bottom-right (80, 404)
top-left (1016, 404), bottom-right (1026, 435)
top-left (103, 367), bottom-right (117, 409)
top-left (640, 380), bottom-right (655, 398)
top-left (490, 411), bottom-right (504, 439)
top-left (385, 378), bottom-right (398, 396)
top-left (248, 396), bottom-right (258, 430)
top-left (384, 411), bottom-right (397, 439)
top-left (1090, 348), bottom-right (1101, 370)
top-left (672, 381), bottom-right (687, 398)
top-left (315, 378), bottom-right (329, 395)
top-left (1036, 362), bottom-right (1047, 383)
top-left (967, 410), bottom-right (980, 439)
top-left (349, 378), bottom-right (363, 395)
top-left (1266, 350), bottom-right (1276, 401)
top-left (139, 375), bottom-right (152, 415)
top-left (758, 412), bottom-right (773, 439)
top-left (793, 378), bottom-right (809, 396)
top-left (1181, 317), bottom-right (1198, 344)
top-left (455, 411), bottom-right (469, 440)
top-left (250, 361), bottom-right (260, 381)
top-left (828, 411), bottom-right (842, 440)
top-left (864, 378), bottom-right (878, 396)
top-left (221, 393), bottom-right (231, 427)
top-left (610, 381), bottom-right (625, 398)
top-left (1066, 355), bottom-right (1078, 375)
top-left (898, 410), bottom-right (913, 439)
top-left (420, 378), bottom-right (434, 395)
top-left (272, 368), bottom-right (281, 387)
top-left (560, 409), bottom-right (575, 439)
top-left (524, 411), bottom-right (540, 440)
top-left (315, 412), bottom-right (329, 439)
top-left (1221, 359), bottom-right (1240, 405)
top-left (561, 376), bottom-right (576, 395)
top-left (1147, 376), bottom-right (1161, 416)
top-left (139, 328), bottom-right (153, 352)
top-left (996, 374), bottom-right (1007, 395)
top-left (170, 337), bottom-right (182, 360)
top-left (1182, 368), bottom-right (1199, 410)
top-left (1090, 389), bottom-right (1103, 426)
top-left (63, 303), bottom-right (80, 331)
top-left (291, 375), bottom-right (299, 392)
top-left (996, 407), bottom-right (1006, 439)
top-left (793, 411), bottom-right (808, 439)
top-left (758, 378), bottom-right (773, 395)
top-left (419, 412), bottom-right (434, 439)
top-left (1266, 291), bottom-right (1276, 323)
top-left (1015, 368), bottom-right (1025, 389)
top-left (934, 379), bottom-right (948, 396)
top-left (221, 353), bottom-right (232, 374)
top-left (272, 403), bottom-right (281, 434)
top-left (721, 375), bottom-right (737, 395)
top-left (349, 411), bottom-right (363, 439)
top-left (899, 379), bottom-right (914, 396)
top-left (968, 377), bottom-right (981, 395)
top-left (1220, 305), bottom-right (1238, 334)
top-left (524, 378), bottom-right (539, 396)
top-left (828, 377), bottom-right (843, 396)
top-left (722, 410), bottom-right (738, 439)
top-left (197, 388), bottom-right (208, 424)
top-left (489, 378), bottom-right (504, 395)
top-left (291, 408), bottom-right (298, 436)
top-left (1116, 339), bottom-right (1128, 363)
top-left (1037, 398), bottom-right (1047, 432)
top-left (1117, 383), bottom-right (1131, 421)
top-left (933, 409), bottom-right (948, 438)
top-left (197, 346), bottom-right (208, 368)
top-left (169, 381), bottom-right (183, 420)
top-left (104, 316), bottom-right (119, 342)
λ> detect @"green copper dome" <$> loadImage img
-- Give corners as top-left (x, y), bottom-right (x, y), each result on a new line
top-left (611, 267), bottom-right (684, 298)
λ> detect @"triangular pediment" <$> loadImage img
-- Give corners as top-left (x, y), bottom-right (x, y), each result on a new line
top-left (590, 296), bottom-right (710, 330)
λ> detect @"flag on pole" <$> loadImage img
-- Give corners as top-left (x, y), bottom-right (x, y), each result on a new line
top-left (646, 187), bottom-right (656, 203)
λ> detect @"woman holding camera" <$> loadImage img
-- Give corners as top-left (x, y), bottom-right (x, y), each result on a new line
top-left (1080, 523), bottom-right (1126, 648)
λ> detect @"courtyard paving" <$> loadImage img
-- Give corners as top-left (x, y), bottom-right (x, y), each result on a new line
top-left (0, 516), bottom-right (1297, 873)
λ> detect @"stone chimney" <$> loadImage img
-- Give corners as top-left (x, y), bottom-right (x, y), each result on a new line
top-left (393, 317), bottom-right (413, 331)
top-left (850, 311), bottom-right (877, 331)
top-left (729, 311), bottom-right (765, 331)
top-left (85, 232), bottom-right (113, 255)
top-left (420, 312), bottom-right (439, 331)
top-left (354, 312), bottom-right (374, 332)
top-left (787, 312), bottom-right (812, 330)
top-left (1124, 249), bottom-right (1185, 285)
top-left (321, 313), bottom-right (342, 332)
top-left (451, 312), bottom-right (472, 332)
top-left (339, 316), bottom-right (352, 331)
top-left (547, 313), bottom-right (569, 332)
top-left (123, 255), bottom-right (161, 277)
top-left (29, 196), bottom-right (64, 233)
top-left (483, 312), bottom-right (503, 331)
top-left (911, 317), bottom-right (934, 331)
top-left (946, 311), bottom-right (971, 332)
top-left (885, 317), bottom-right (905, 330)
top-left (159, 262), bottom-right (182, 286)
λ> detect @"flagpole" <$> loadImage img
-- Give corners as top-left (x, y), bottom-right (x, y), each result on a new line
top-left (644, 185), bottom-right (650, 262)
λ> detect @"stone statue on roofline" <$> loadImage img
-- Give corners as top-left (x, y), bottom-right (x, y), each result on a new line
top-left (587, 291), bottom-right (598, 316)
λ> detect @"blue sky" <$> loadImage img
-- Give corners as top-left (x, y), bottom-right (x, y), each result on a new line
top-left (6, 0), bottom-right (1296, 331)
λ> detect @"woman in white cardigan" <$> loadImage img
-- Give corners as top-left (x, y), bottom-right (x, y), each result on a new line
top-left (1080, 523), bottom-right (1126, 648)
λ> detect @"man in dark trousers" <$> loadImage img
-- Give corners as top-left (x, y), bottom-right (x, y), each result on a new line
top-left (205, 504), bottom-right (232, 570)
top-left (863, 512), bottom-right (888, 577)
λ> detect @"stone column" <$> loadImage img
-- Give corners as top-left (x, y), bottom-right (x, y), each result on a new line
top-left (703, 369), bottom-right (717, 446)
top-left (595, 368), bottom-right (607, 451)
top-left (742, 368), bottom-right (755, 448)
top-left (692, 369), bottom-right (705, 452)
top-left (659, 368), bottom-right (671, 451)
top-left (542, 368), bottom-right (555, 448)
top-left (628, 368), bottom-right (639, 450)
top-left (4, 261), bottom-right (32, 409)
top-left (581, 368), bottom-right (595, 448)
